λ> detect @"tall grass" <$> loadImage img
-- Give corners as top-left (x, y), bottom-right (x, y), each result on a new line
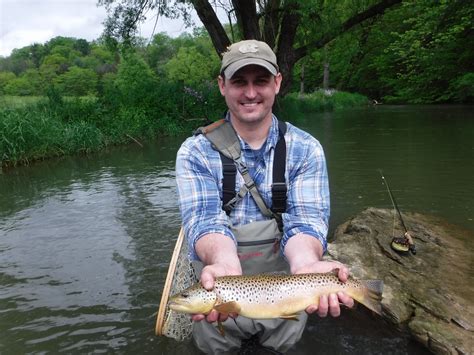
top-left (0, 106), bottom-right (104, 167)
top-left (1, 85), bottom-right (368, 169)
top-left (279, 90), bottom-right (369, 112)
top-left (0, 96), bottom-right (43, 108)
top-left (0, 81), bottom-right (225, 169)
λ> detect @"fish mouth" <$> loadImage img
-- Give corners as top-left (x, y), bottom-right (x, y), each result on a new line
top-left (168, 301), bottom-right (187, 312)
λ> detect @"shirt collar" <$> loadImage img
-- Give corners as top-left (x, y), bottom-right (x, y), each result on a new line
top-left (225, 112), bottom-right (280, 152)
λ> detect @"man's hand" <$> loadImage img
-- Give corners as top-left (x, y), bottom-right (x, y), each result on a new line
top-left (284, 233), bottom-right (355, 317)
top-left (292, 260), bottom-right (354, 317)
top-left (193, 233), bottom-right (242, 323)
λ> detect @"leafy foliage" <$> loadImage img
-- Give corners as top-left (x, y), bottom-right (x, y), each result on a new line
top-left (0, 1), bottom-right (472, 168)
top-left (165, 46), bottom-right (218, 85)
top-left (325, 0), bottom-right (474, 103)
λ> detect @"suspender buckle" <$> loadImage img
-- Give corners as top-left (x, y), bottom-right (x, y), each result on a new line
top-left (272, 182), bottom-right (287, 195)
top-left (271, 182), bottom-right (287, 213)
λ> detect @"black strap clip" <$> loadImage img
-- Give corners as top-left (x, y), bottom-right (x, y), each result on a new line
top-left (271, 182), bottom-right (287, 213)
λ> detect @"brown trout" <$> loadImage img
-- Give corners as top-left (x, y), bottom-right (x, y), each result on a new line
top-left (168, 272), bottom-right (383, 319)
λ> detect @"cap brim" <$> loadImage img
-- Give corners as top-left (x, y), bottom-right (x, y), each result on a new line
top-left (223, 58), bottom-right (278, 79)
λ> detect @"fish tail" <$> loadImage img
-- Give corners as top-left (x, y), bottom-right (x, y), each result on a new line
top-left (354, 280), bottom-right (384, 315)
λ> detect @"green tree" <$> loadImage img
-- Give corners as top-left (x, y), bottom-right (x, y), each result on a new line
top-left (39, 53), bottom-right (69, 84)
top-left (74, 39), bottom-right (91, 56)
top-left (0, 72), bottom-right (16, 95)
top-left (4, 77), bottom-right (34, 95)
top-left (5, 47), bottom-right (35, 75)
top-left (100, 0), bottom-right (403, 95)
top-left (55, 66), bottom-right (99, 96)
top-left (145, 32), bottom-right (178, 75)
top-left (114, 51), bottom-right (158, 107)
top-left (165, 46), bottom-right (218, 85)
top-left (344, 0), bottom-right (474, 103)
top-left (21, 69), bottom-right (44, 95)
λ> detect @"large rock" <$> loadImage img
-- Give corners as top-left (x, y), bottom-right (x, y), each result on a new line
top-left (328, 208), bottom-right (473, 355)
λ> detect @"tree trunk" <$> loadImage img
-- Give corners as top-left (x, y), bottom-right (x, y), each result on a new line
top-left (189, 0), bottom-right (402, 94)
top-left (232, 0), bottom-right (260, 40)
top-left (299, 62), bottom-right (305, 97)
top-left (323, 62), bottom-right (330, 90)
top-left (192, 0), bottom-right (231, 57)
top-left (261, 0), bottom-right (281, 48)
top-left (275, 2), bottom-right (300, 95)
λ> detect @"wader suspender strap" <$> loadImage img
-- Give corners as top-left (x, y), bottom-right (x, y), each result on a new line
top-left (195, 119), bottom-right (287, 223)
top-left (271, 120), bottom-right (288, 214)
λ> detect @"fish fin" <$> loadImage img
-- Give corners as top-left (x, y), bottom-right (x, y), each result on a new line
top-left (214, 301), bottom-right (241, 314)
top-left (357, 280), bottom-right (384, 315)
top-left (279, 314), bottom-right (299, 321)
top-left (216, 320), bottom-right (225, 337)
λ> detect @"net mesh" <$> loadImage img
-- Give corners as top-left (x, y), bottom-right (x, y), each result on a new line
top-left (159, 231), bottom-right (197, 341)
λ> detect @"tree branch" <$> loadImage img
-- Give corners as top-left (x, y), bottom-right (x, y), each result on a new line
top-left (192, 0), bottom-right (231, 57)
top-left (275, 1), bottom-right (300, 94)
top-left (294, 0), bottom-right (402, 61)
top-left (261, 0), bottom-right (281, 47)
top-left (232, 0), bottom-right (261, 40)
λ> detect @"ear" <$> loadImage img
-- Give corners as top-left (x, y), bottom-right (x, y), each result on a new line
top-left (274, 73), bottom-right (282, 95)
top-left (217, 75), bottom-right (226, 96)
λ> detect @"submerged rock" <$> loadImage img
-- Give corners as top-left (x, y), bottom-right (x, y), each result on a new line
top-left (328, 208), bottom-right (473, 355)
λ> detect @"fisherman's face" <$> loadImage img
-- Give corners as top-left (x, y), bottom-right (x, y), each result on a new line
top-left (218, 65), bottom-right (282, 126)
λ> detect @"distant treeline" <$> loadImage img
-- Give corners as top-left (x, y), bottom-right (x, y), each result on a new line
top-left (0, 0), bottom-right (473, 104)
top-left (0, 31), bottom-right (221, 98)
top-left (0, 1), bottom-right (473, 168)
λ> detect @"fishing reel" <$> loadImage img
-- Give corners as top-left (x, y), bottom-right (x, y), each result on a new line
top-left (391, 232), bottom-right (416, 255)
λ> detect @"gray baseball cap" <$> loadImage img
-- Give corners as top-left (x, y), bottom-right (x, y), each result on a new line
top-left (220, 40), bottom-right (279, 79)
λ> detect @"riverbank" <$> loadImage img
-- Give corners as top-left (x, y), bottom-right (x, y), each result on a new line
top-left (329, 208), bottom-right (474, 354)
top-left (0, 90), bottom-right (368, 169)
top-left (1, 105), bottom-right (471, 353)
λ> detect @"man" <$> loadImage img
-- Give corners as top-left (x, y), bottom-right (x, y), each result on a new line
top-left (176, 40), bottom-right (353, 354)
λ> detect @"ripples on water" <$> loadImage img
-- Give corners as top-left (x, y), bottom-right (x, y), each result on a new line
top-left (1, 107), bottom-right (472, 353)
top-left (0, 141), bottom-right (190, 353)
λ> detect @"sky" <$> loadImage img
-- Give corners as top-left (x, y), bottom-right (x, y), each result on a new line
top-left (0, 0), bottom-right (200, 57)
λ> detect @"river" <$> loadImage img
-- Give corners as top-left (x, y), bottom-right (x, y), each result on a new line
top-left (0, 105), bottom-right (472, 354)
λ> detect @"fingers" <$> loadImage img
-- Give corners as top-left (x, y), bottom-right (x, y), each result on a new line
top-left (200, 268), bottom-right (215, 290)
top-left (337, 265), bottom-right (349, 282)
top-left (305, 304), bottom-right (318, 314)
top-left (337, 291), bottom-right (355, 308)
top-left (291, 260), bottom-right (350, 281)
top-left (328, 293), bottom-right (340, 317)
top-left (307, 292), bottom-right (355, 318)
top-left (191, 314), bottom-right (205, 322)
top-left (194, 265), bottom-right (241, 322)
top-left (191, 310), bottom-right (232, 323)
top-left (317, 294), bottom-right (328, 317)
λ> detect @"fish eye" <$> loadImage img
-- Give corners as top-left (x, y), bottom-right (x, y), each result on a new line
top-left (181, 292), bottom-right (189, 298)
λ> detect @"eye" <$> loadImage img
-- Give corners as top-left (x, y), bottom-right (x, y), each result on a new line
top-left (181, 292), bottom-right (189, 298)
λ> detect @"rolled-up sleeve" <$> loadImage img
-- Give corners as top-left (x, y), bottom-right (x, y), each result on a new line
top-left (175, 137), bottom-right (236, 260)
top-left (280, 134), bottom-right (330, 255)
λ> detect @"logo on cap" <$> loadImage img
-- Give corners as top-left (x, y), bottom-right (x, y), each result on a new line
top-left (239, 43), bottom-right (259, 54)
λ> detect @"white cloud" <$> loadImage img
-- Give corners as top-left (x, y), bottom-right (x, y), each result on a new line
top-left (0, 0), bottom-right (197, 57)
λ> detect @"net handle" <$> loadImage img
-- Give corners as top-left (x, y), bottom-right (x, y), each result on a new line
top-left (155, 227), bottom-right (185, 336)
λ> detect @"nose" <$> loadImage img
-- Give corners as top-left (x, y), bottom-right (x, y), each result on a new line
top-left (244, 83), bottom-right (257, 98)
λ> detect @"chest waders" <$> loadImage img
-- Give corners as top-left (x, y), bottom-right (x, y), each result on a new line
top-left (191, 119), bottom-right (307, 354)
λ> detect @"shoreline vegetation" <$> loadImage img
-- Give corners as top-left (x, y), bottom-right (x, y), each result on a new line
top-left (1, 0), bottom-right (472, 170)
top-left (0, 89), bottom-right (368, 170)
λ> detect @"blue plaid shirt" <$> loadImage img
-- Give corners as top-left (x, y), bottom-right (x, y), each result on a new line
top-left (176, 114), bottom-right (330, 261)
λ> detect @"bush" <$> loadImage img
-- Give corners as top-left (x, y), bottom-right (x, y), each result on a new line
top-left (451, 73), bottom-right (474, 103)
top-left (279, 90), bottom-right (369, 113)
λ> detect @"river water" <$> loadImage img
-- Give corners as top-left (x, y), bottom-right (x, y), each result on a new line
top-left (0, 105), bottom-right (472, 354)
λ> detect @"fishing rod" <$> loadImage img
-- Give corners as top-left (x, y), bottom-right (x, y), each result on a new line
top-left (379, 170), bottom-right (416, 255)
